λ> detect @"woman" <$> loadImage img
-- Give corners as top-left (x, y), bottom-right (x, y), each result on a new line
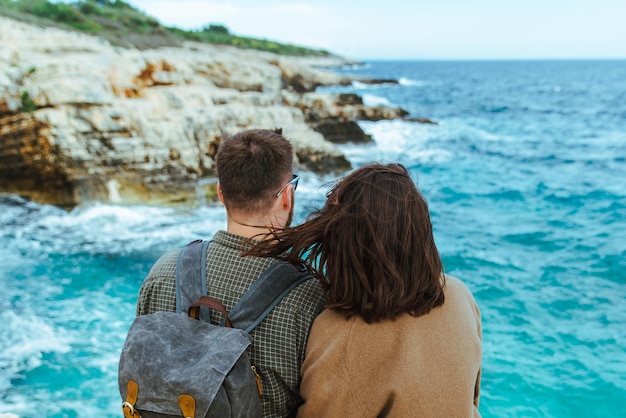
top-left (251, 163), bottom-right (482, 417)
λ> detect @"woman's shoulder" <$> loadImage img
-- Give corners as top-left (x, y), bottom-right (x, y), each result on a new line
top-left (308, 310), bottom-right (356, 342)
top-left (442, 274), bottom-right (481, 319)
top-left (443, 274), bottom-right (477, 299)
top-left (313, 309), bottom-right (354, 327)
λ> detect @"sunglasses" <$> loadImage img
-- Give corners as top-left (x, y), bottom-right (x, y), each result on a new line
top-left (276, 174), bottom-right (300, 197)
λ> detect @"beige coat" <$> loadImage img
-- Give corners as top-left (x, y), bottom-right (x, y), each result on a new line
top-left (297, 275), bottom-right (482, 418)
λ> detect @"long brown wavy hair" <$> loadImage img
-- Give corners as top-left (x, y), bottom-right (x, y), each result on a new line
top-left (248, 162), bottom-right (445, 323)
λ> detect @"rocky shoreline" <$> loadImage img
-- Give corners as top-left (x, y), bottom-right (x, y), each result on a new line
top-left (0, 16), bottom-right (424, 208)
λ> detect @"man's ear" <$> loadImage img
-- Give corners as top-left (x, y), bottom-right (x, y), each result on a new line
top-left (280, 184), bottom-right (293, 210)
top-left (217, 183), bottom-right (225, 205)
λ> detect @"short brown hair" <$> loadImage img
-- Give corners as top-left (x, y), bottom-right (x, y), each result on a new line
top-left (216, 128), bottom-right (294, 214)
top-left (249, 163), bottom-right (445, 323)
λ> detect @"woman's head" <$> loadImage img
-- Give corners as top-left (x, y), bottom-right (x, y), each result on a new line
top-left (314, 163), bottom-right (445, 322)
top-left (253, 162), bottom-right (445, 323)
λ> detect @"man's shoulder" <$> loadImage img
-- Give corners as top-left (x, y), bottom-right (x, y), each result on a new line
top-left (137, 248), bottom-right (182, 315)
top-left (274, 266), bottom-right (325, 313)
top-left (140, 247), bottom-right (182, 292)
top-left (289, 271), bottom-right (324, 297)
top-left (147, 248), bottom-right (181, 279)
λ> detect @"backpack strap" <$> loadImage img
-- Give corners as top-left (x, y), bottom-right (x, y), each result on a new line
top-left (176, 239), bottom-right (314, 332)
top-left (175, 239), bottom-right (210, 322)
top-left (227, 262), bottom-right (314, 333)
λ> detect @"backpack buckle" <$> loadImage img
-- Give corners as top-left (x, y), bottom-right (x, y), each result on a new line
top-left (122, 380), bottom-right (141, 418)
top-left (122, 401), bottom-right (140, 418)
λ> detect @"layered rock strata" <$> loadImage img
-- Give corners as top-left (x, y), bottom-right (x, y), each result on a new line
top-left (0, 16), bottom-right (409, 208)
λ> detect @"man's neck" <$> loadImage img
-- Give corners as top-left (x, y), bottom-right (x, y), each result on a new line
top-left (226, 216), bottom-right (278, 239)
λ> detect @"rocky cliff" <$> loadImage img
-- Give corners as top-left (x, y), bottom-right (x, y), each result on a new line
top-left (0, 16), bottom-right (409, 208)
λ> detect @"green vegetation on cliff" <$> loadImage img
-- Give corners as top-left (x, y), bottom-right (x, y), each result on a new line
top-left (0, 0), bottom-right (331, 56)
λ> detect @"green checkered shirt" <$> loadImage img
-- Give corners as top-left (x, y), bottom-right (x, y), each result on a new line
top-left (136, 230), bottom-right (326, 418)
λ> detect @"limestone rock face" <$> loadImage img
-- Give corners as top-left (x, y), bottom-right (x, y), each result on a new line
top-left (0, 16), bottom-right (407, 208)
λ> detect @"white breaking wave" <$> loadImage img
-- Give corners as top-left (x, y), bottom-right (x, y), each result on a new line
top-left (0, 311), bottom-right (71, 391)
top-left (351, 80), bottom-right (395, 90)
top-left (0, 177), bottom-right (333, 258)
top-left (343, 120), bottom-right (452, 167)
top-left (398, 77), bottom-right (427, 86)
top-left (362, 93), bottom-right (392, 107)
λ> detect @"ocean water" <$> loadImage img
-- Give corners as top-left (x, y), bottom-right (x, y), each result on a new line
top-left (1, 60), bottom-right (625, 417)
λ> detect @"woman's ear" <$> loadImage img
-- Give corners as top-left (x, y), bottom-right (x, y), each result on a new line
top-left (217, 183), bottom-right (225, 205)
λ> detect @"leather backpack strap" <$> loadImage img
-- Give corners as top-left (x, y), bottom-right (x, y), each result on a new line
top-left (189, 296), bottom-right (233, 327)
top-left (227, 262), bottom-right (314, 333)
top-left (175, 239), bottom-right (210, 322)
top-left (122, 380), bottom-right (140, 418)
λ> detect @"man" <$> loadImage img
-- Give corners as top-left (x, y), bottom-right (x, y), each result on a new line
top-left (136, 128), bottom-right (326, 417)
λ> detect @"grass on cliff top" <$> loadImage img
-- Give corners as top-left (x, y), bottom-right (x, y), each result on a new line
top-left (0, 0), bottom-right (331, 56)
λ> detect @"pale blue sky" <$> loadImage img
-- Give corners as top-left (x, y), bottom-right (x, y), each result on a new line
top-left (128, 0), bottom-right (626, 60)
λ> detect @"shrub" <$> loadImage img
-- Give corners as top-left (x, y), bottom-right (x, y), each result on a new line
top-left (202, 24), bottom-right (229, 35)
top-left (21, 91), bottom-right (37, 113)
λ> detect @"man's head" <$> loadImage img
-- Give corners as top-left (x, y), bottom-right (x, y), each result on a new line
top-left (216, 128), bottom-right (296, 226)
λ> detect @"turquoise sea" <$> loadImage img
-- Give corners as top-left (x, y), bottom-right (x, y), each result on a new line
top-left (1, 60), bottom-right (625, 417)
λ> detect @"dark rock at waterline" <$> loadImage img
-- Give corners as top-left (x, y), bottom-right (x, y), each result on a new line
top-left (311, 119), bottom-right (373, 144)
top-left (405, 117), bottom-right (439, 125)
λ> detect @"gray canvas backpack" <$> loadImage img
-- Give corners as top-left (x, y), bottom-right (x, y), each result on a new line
top-left (118, 239), bottom-right (313, 418)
